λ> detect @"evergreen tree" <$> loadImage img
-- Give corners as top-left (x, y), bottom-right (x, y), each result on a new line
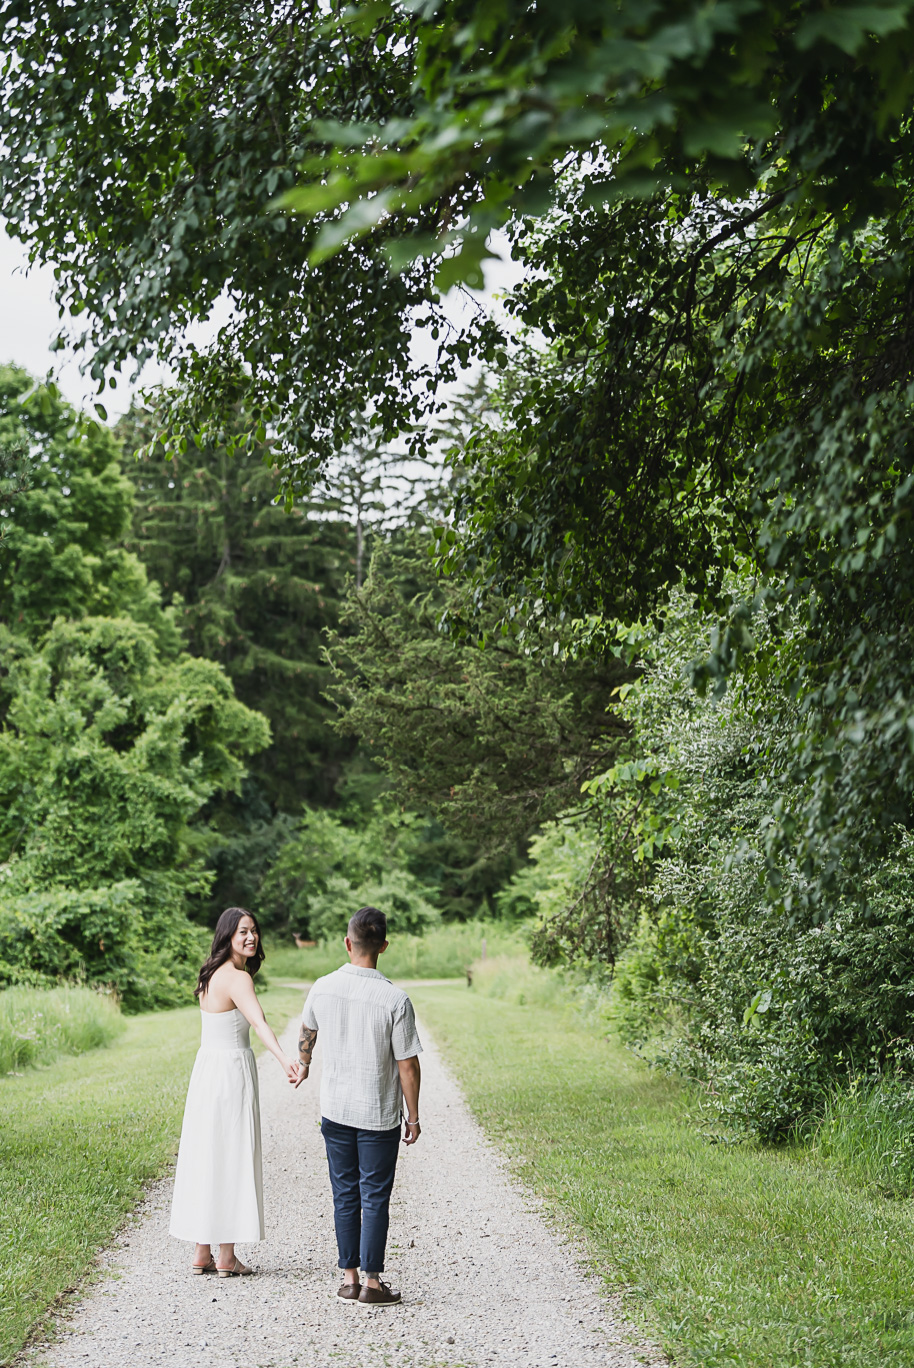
top-left (120, 411), bottom-right (356, 811)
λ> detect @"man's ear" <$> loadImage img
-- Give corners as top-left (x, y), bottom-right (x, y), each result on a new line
top-left (378, 940), bottom-right (389, 955)
top-left (344, 935), bottom-right (352, 953)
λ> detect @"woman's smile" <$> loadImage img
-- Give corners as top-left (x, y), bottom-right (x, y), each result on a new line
top-left (232, 917), bottom-right (259, 958)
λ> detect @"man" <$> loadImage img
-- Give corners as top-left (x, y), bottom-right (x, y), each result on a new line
top-left (297, 905), bottom-right (422, 1306)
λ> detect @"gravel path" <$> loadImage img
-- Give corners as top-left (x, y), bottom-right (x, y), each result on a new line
top-left (25, 1005), bottom-right (662, 1368)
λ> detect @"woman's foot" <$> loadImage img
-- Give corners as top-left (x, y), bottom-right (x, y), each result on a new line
top-left (192, 1243), bottom-right (216, 1274)
top-left (216, 1258), bottom-right (254, 1277)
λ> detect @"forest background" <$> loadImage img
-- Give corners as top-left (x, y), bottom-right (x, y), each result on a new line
top-left (3, 0), bottom-right (914, 1152)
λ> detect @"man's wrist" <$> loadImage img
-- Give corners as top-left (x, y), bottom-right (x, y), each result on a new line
top-left (405, 1116), bottom-right (420, 1125)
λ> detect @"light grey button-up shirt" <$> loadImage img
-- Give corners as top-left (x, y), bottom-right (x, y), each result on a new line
top-left (302, 963), bottom-right (423, 1131)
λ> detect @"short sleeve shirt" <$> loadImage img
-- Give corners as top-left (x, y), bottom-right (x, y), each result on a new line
top-left (301, 963), bottom-right (423, 1131)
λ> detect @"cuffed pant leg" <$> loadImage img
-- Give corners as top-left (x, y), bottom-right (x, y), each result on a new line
top-left (356, 1124), bottom-right (401, 1275)
top-left (321, 1118), bottom-right (361, 1270)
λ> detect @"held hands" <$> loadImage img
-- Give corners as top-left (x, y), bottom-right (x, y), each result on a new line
top-left (294, 1063), bottom-right (310, 1089)
top-left (402, 1118), bottom-right (421, 1146)
top-left (284, 1058), bottom-right (305, 1086)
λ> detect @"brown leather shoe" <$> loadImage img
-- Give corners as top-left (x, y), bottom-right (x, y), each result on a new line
top-left (337, 1281), bottom-right (361, 1301)
top-left (358, 1280), bottom-right (401, 1306)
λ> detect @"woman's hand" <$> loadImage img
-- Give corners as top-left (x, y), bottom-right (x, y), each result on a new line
top-left (283, 1057), bottom-right (301, 1085)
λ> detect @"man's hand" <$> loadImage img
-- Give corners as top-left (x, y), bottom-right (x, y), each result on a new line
top-left (398, 1055), bottom-right (421, 1144)
top-left (294, 1062), bottom-right (310, 1089)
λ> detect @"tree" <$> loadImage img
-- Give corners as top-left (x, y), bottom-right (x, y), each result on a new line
top-left (0, 616), bottom-right (269, 1007)
top-left (439, 151), bottom-right (914, 901)
top-left (0, 0), bottom-right (457, 470)
top-left (325, 536), bottom-right (635, 850)
top-left (0, 368), bottom-right (177, 644)
top-left (259, 805), bottom-right (440, 941)
top-left (4, 1), bottom-right (914, 473)
top-left (0, 371), bottom-right (270, 1006)
top-left (121, 408), bottom-right (356, 810)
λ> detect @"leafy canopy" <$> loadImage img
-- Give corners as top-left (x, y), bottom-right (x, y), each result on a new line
top-left (0, 373), bottom-right (270, 1006)
top-left (0, 0), bottom-right (455, 471)
top-left (10, 2), bottom-right (913, 468)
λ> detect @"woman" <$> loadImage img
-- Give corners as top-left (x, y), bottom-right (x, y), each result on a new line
top-left (169, 906), bottom-right (300, 1276)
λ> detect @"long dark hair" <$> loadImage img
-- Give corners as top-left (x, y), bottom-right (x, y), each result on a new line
top-left (195, 906), bottom-right (265, 1000)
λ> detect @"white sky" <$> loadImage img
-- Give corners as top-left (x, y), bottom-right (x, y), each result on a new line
top-left (0, 226), bottom-right (522, 421)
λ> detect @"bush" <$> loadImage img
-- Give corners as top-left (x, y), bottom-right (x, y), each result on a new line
top-left (0, 882), bottom-right (209, 1012)
top-left (495, 820), bottom-right (600, 923)
top-left (260, 806), bottom-right (442, 941)
top-left (0, 985), bottom-right (124, 1074)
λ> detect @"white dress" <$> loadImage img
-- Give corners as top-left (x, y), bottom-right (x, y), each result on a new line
top-left (169, 1008), bottom-right (265, 1244)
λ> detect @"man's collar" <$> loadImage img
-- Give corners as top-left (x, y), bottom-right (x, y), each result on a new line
top-left (341, 963), bottom-right (388, 979)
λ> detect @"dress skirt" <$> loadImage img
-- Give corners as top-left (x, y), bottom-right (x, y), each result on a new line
top-left (169, 1008), bottom-right (265, 1245)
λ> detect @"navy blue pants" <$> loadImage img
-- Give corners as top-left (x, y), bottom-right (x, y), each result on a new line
top-left (321, 1117), bottom-right (400, 1274)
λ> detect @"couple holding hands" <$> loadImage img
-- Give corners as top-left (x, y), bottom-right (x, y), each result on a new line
top-left (169, 904), bottom-right (422, 1306)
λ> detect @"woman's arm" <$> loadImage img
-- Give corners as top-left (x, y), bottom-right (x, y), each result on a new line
top-left (231, 971), bottom-right (300, 1084)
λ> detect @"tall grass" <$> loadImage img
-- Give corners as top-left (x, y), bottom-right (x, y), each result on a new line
top-left (0, 985), bottom-right (124, 1074)
top-left (264, 920), bottom-right (530, 983)
top-left (471, 951), bottom-right (615, 1027)
top-left (470, 952), bottom-right (569, 1008)
top-left (815, 1074), bottom-right (914, 1195)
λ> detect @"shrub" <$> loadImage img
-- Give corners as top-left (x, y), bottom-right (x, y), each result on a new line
top-left (0, 882), bottom-right (209, 1012)
top-left (259, 806), bottom-right (441, 941)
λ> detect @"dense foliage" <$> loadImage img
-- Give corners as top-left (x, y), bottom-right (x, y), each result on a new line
top-left (326, 538), bottom-right (634, 849)
top-left (0, 0), bottom-right (455, 468)
top-left (7, 0), bottom-right (914, 1140)
top-left (0, 371), bottom-right (269, 1007)
top-left (259, 805), bottom-right (440, 943)
top-left (602, 594), bottom-right (914, 1137)
top-left (121, 410), bottom-right (357, 811)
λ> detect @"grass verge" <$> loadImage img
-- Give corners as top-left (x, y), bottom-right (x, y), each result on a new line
top-left (0, 982), bottom-right (303, 1365)
top-left (264, 921), bottom-right (528, 983)
top-left (0, 986), bottom-right (125, 1075)
top-left (411, 981), bottom-right (914, 1368)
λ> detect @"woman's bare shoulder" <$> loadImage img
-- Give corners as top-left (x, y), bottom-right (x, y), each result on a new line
top-left (214, 962), bottom-right (256, 993)
top-left (208, 961), bottom-right (238, 986)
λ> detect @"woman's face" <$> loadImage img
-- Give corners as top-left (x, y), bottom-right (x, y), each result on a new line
top-left (231, 916), bottom-right (259, 960)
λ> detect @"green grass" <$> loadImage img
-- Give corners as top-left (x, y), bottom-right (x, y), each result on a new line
top-left (0, 986), bottom-right (125, 1075)
top-left (0, 982), bottom-right (303, 1365)
top-left (412, 982), bottom-right (914, 1368)
top-left (264, 920), bottom-right (528, 983)
top-left (816, 1075), bottom-right (914, 1197)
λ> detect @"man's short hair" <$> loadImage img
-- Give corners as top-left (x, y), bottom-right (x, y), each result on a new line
top-left (348, 906), bottom-right (387, 952)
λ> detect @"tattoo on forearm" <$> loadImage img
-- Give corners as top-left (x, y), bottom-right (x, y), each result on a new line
top-left (298, 1025), bottom-right (317, 1066)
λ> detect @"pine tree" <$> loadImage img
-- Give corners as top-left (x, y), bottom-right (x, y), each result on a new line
top-left (120, 411), bottom-right (356, 812)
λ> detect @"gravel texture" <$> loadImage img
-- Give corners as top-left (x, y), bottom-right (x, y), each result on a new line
top-left (25, 1008), bottom-right (663, 1368)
